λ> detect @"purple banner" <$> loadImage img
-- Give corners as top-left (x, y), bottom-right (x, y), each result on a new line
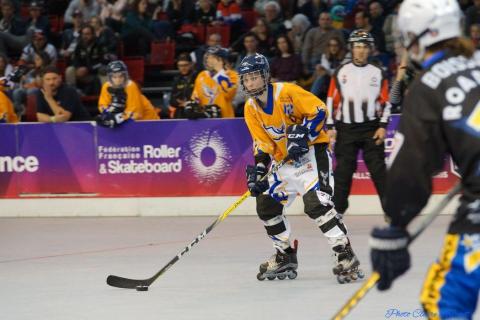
top-left (0, 124), bottom-right (18, 197)
top-left (16, 123), bottom-right (97, 195)
top-left (96, 119), bottom-right (253, 196)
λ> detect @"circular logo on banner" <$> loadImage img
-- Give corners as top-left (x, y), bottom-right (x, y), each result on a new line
top-left (184, 129), bottom-right (232, 184)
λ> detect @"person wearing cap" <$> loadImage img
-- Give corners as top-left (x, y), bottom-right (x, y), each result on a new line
top-left (60, 8), bottom-right (84, 59)
top-left (190, 45), bottom-right (238, 118)
top-left (169, 53), bottom-right (198, 119)
top-left (64, 0), bottom-right (100, 25)
top-left (326, 29), bottom-right (391, 218)
top-left (36, 66), bottom-right (91, 123)
top-left (19, 29), bottom-right (57, 67)
top-left (25, 1), bottom-right (50, 40)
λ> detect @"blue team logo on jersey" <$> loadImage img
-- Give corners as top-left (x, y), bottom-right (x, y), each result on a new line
top-left (263, 124), bottom-right (285, 141)
top-left (283, 103), bottom-right (294, 116)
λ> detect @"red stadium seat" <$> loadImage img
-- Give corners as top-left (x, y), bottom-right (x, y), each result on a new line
top-left (149, 41), bottom-right (175, 68)
top-left (206, 25), bottom-right (230, 48)
top-left (123, 56), bottom-right (145, 85)
top-left (49, 15), bottom-right (60, 33)
top-left (25, 93), bottom-right (37, 122)
top-left (241, 10), bottom-right (258, 29)
top-left (56, 59), bottom-right (66, 76)
top-left (178, 24), bottom-right (206, 43)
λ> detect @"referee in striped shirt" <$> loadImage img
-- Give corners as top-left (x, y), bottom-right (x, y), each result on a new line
top-left (326, 29), bottom-right (391, 217)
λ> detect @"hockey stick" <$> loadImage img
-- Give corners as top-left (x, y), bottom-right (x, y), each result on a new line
top-left (106, 157), bottom-right (291, 290)
top-left (331, 182), bottom-right (462, 320)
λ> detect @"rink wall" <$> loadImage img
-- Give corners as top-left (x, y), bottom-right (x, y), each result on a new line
top-left (0, 117), bottom-right (459, 217)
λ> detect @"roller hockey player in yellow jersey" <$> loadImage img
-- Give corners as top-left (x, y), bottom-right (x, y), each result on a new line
top-left (238, 53), bottom-right (363, 283)
top-left (190, 46), bottom-right (238, 118)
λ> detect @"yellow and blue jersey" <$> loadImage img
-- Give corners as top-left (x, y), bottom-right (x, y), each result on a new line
top-left (98, 80), bottom-right (160, 121)
top-left (244, 82), bottom-right (329, 162)
top-left (191, 69), bottom-right (238, 118)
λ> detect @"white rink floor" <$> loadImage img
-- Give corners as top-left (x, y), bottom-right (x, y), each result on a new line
top-left (0, 215), bottom-right (476, 320)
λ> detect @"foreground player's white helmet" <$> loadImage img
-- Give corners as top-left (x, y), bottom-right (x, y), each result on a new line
top-left (397, 0), bottom-right (462, 62)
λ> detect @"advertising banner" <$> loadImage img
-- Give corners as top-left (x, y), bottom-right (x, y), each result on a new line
top-left (15, 123), bottom-right (97, 195)
top-left (0, 124), bottom-right (18, 197)
top-left (96, 120), bottom-right (253, 196)
top-left (0, 117), bottom-right (459, 198)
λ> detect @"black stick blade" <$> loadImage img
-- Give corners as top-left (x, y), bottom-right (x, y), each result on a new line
top-left (106, 275), bottom-right (150, 289)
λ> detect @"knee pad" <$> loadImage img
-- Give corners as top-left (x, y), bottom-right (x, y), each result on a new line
top-left (314, 208), bottom-right (347, 238)
top-left (303, 189), bottom-right (334, 219)
top-left (256, 194), bottom-right (284, 221)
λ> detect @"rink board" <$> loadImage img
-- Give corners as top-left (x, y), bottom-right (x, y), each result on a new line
top-left (0, 116), bottom-right (458, 199)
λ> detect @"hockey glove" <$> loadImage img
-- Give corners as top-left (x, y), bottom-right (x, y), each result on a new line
top-left (184, 101), bottom-right (207, 120)
top-left (369, 226), bottom-right (411, 291)
top-left (246, 163), bottom-right (269, 197)
top-left (286, 125), bottom-right (309, 161)
top-left (204, 104), bottom-right (222, 118)
top-left (96, 107), bottom-right (127, 128)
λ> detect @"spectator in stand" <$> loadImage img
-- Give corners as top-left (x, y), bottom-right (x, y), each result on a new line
top-left (330, 4), bottom-right (346, 30)
top-left (36, 66), bottom-right (91, 123)
top-left (19, 29), bottom-right (57, 67)
top-left (0, 54), bottom-right (13, 78)
top-left (90, 17), bottom-right (118, 57)
top-left (190, 32), bottom-right (222, 71)
top-left (253, 0), bottom-right (270, 16)
top-left (310, 35), bottom-right (346, 100)
top-left (122, 0), bottom-right (155, 56)
top-left (354, 10), bottom-right (386, 53)
top-left (470, 24), bottom-right (480, 49)
top-left (194, 0), bottom-right (217, 25)
top-left (263, 1), bottom-right (284, 37)
top-left (383, 1), bottom-right (401, 55)
top-left (169, 53), bottom-right (198, 118)
top-left (302, 12), bottom-right (344, 75)
top-left (299, 0), bottom-right (328, 26)
top-left (65, 25), bottom-right (112, 95)
top-left (99, 0), bottom-right (128, 34)
top-left (97, 60), bottom-right (159, 128)
top-left (368, 1), bottom-right (385, 34)
top-left (64, 0), bottom-right (100, 25)
top-left (166, 0), bottom-right (194, 31)
top-left (250, 18), bottom-right (274, 58)
top-left (0, 0), bottom-right (27, 57)
top-left (465, 0), bottom-right (480, 35)
top-left (270, 34), bottom-right (303, 83)
top-left (12, 51), bottom-right (51, 117)
top-left (234, 32), bottom-right (261, 67)
top-left (216, 0), bottom-right (242, 23)
top-left (191, 46), bottom-right (238, 118)
top-left (0, 82), bottom-right (17, 123)
top-left (60, 9), bottom-right (84, 60)
top-left (25, 1), bottom-right (50, 39)
top-left (288, 13), bottom-right (311, 55)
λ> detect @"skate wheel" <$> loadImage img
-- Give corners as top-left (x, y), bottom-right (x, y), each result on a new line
top-left (257, 273), bottom-right (266, 281)
top-left (344, 276), bottom-right (351, 283)
top-left (350, 273), bottom-right (358, 281)
top-left (277, 274), bottom-right (286, 280)
top-left (267, 276), bottom-right (276, 281)
top-left (358, 270), bottom-right (365, 279)
top-left (288, 271), bottom-right (297, 280)
top-left (337, 276), bottom-right (345, 284)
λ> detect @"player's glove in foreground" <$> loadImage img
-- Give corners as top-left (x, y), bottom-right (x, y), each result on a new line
top-left (369, 226), bottom-right (411, 290)
top-left (246, 163), bottom-right (269, 197)
top-left (286, 125), bottom-right (309, 161)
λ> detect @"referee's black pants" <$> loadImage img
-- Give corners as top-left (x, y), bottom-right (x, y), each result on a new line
top-left (333, 121), bottom-right (386, 214)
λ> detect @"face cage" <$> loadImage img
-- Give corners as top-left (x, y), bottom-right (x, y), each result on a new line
top-left (240, 69), bottom-right (269, 98)
top-left (108, 71), bottom-right (129, 88)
